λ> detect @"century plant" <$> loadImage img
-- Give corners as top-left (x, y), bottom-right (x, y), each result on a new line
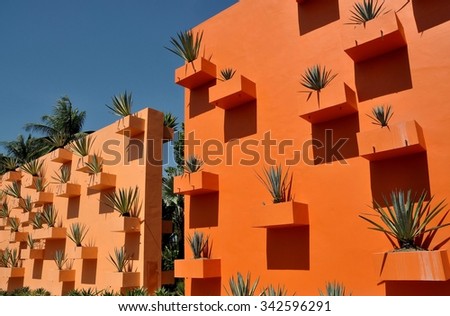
top-left (85, 154), bottom-right (103, 174)
top-left (260, 285), bottom-right (288, 296)
top-left (184, 155), bottom-right (204, 174)
top-left (2, 157), bottom-right (19, 172)
top-left (54, 250), bottom-right (67, 270)
top-left (359, 190), bottom-right (450, 250)
top-left (219, 68), bottom-right (236, 81)
top-left (186, 231), bottom-right (209, 259)
top-left (106, 91), bottom-right (133, 117)
top-left (0, 249), bottom-right (10, 267)
top-left (3, 181), bottom-right (21, 198)
top-left (367, 105), bottom-right (393, 128)
top-left (20, 195), bottom-right (33, 213)
top-left (125, 287), bottom-right (148, 296)
top-left (34, 177), bottom-right (48, 192)
top-left (31, 212), bottom-right (44, 229)
top-left (42, 205), bottom-right (58, 227)
top-left (349, 0), bottom-right (386, 25)
top-left (256, 165), bottom-right (293, 204)
top-left (21, 159), bottom-right (44, 177)
top-left (52, 165), bottom-right (71, 184)
top-left (69, 135), bottom-right (94, 157)
top-left (67, 223), bottom-right (89, 247)
top-left (319, 281), bottom-right (351, 296)
top-left (108, 246), bottom-right (131, 272)
top-left (104, 187), bottom-right (139, 217)
top-left (7, 248), bottom-right (20, 268)
top-left (0, 201), bottom-right (11, 218)
top-left (164, 113), bottom-right (178, 130)
top-left (226, 272), bottom-right (259, 296)
top-left (300, 65), bottom-right (338, 106)
top-left (27, 234), bottom-right (35, 249)
top-left (166, 30), bottom-right (204, 63)
top-left (9, 217), bottom-right (20, 232)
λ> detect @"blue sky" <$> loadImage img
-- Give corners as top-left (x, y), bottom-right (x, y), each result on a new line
top-left (0, 0), bottom-right (238, 156)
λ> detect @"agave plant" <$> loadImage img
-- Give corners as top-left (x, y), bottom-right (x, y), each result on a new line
top-left (31, 288), bottom-right (51, 296)
top-left (226, 272), bottom-right (259, 296)
top-left (3, 181), bottom-right (21, 198)
top-left (42, 205), bottom-right (58, 227)
top-left (260, 284), bottom-right (288, 296)
top-left (319, 281), bottom-right (351, 296)
top-left (104, 187), bottom-right (139, 217)
top-left (0, 249), bottom-right (10, 267)
top-left (85, 154), bottom-right (103, 174)
top-left (9, 217), bottom-right (20, 232)
top-left (186, 231), bottom-right (209, 259)
top-left (31, 212), bottom-right (44, 229)
top-left (256, 165), bottom-right (293, 204)
top-left (164, 113), bottom-right (178, 130)
top-left (125, 287), bottom-right (148, 296)
top-left (46, 132), bottom-right (69, 149)
top-left (184, 155), bottom-right (204, 174)
top-left (54, 250), bottom-right (67, 270)
top-left (367, 105), bottom-right (393, 128)
top-left (219, 68), bottom-right (236, 81)
top-left (67, 223), bottom-right (89, 247)
top-left (349, 0), bottom-right (386, 25)
top-left (20, 195), bottom-right (33, 213)
top-left (300, 64), bottom-right (338, 93)
top-left (166, 29), bottom-right (203, 63)
top-left (21, 159), bottom-right (44, 177)
top-left (8, 248), bottom-right (19, 268)
top-left (154, 287), bottom-right (171, 296)
top-left (359, 190), bottom-right (450, 250)
top-left (27, 234), bottom-right (35, 249)
top-left (52, 165), bottom-right (71, 184)
top-left (34, 177), bottom-right (48, 192)
top-left (106, 91), bottom-right (133, 117)
top-left (69, 135), bottom-right (94, 157)
top-left (2, 157), bottom-right (19, 172)
top-left (108, 246), bottom-right (131, 272)
top-left (0, 201), bottom-right (10, 218)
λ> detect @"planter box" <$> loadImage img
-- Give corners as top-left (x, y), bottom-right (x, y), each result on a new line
top-left (162, 220), bottom-right (173, 234)
top-left (342, 11), bottom-right (407, 62)
top-left (163, 126), bottom-right (174, 143)
top-left (67, 246), bottom-right (98, 259)
top-left (50, 148), bottom-right (72, 163)
top-left (252, 201), bottom-right (309, 228)
top-left (22, 175), bottom-right (39, 189)
top-left (109, 272), bottom-right (140, 288)
top-left (110, 216), bottom-right (141, 233)
top-left (175, 57), bottom-right (217, 89)
top-left (357, 120), bottom-right (426, 161)
top-left (75, 155), bottom-right (100, 173)
top-left (299, 82), bottom-right (358, 124)
top-left (11, 198), bottom-right (24, 210)
top-left (17, 211), bottom-right (36, 224)
top-left (0, 267), bottom-right (25, 278)
top-left (32, 192), bottom-right (53, 206)
top-left (161, 270), bottom-right (175, 285)
top-left (174, 258), bottom-right (221, 278)
top-left (55, 183), bottom-right (81, 198)
top-left (51, 269), bottom-right (76, 282)
top-left (10, 231), bottom-right (28, 243)
top-left (2, 171), bottom-right (21, 182)
top-left (115, 115), bottom-right (145, 137)
top-left (209, 75), bottom-right (257, 110)
top-left (173, 171), bottom-right (219, 195)
top-left (0, 217), bottom-right (10, 229)
top-left (33, 227), bottom-right (67, 240)
top-left (373, 250), bottom-right (450, 281)
top-left (20, 248), bottom-right (44, 260)
top-left (87, 172), bottom-right (116, 191)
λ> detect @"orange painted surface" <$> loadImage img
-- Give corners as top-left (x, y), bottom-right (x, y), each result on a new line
top-left (175, 0), bottom-right (450, 295)
top-left (0, 108), bottom-right (164, 294)
top-left (174, 258), bottom-right (221, 279)
top-left (209, 75), bottom-right (257, 110)
top-left (173, 171), bottom-right (219, 195)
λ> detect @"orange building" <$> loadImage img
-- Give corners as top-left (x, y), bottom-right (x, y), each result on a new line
top-left (0, 108), bottom-right (166, 294)
top-left (172, 0), bottom-right (450, 295)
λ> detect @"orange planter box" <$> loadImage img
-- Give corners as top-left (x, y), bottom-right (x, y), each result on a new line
top-left (209, 75), bottom-right (257, 110)
top-left (17, 211), bottom-right (36, 224)
top-left (175, 57), bottom-right (217, 89)
top-left (2, 171), bottom-right (22, 182)
top-left (87, 173), bottom-right (116, 191)
top-left (67, 246), bottom-right (98, 260)
top-left (32, 192), bottom-right (54, 206)
top-left (55, 183), bottom-right (81, 198)
top-left (75, 155), bottom-right (100, 173)
top-left (299, 81), bottom-right (358, 124)
top-left (252, 201), bottom-right (309, 228)
top-left (22, 175), bottom-right (39, 189)
top-left (163, 126), bottom-right (174, 143)
top-left (341, 11), bottom-right (407, 62)
top-left (110, 216), bottom-right (141, 233)
top-left (33, 227), bottom-right (67, 240)
top-left (161, 270), bottom-right (175, 285)
top-left (175, 258), bottom-right (221, 278)
top-left (109, 272), bottom-right (140, 288)
top-left (0, 267), bottom-right (25, 278)
top-left (10, 231), bottom-right (28, 243)
top-left (173, 171), bottom-right (219, 195)
top-left (357, 120), bottom-right (426, 161)
top-left (51, 269), bottom-right (76, 282)
top-left (50, 148), bottom-right (73, 163)
top-left (115, 115), bottom-right (145, 137)
top-left (373, 250), bottom-right (450, 281)
top-left (10, 198), bottom-right (24, 210)
top-left (20, 248), bottom-right (44, 260)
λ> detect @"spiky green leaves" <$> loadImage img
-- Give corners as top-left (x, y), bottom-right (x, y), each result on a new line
top-left (219, 68), bottom-right (236, 81)
top-left (54, 250), bottom-right (68, 270)
top-left (104, 187), bottom-right (139, 217)
top-left (164, 113), bottom-right (178, 129)
top-left (21, 159), bottom-right (44, 177)
top-left (69, 135), bottom-right (94, 157)
top-left (108, 246), bottom-right (131, 272)
top-left (349, 0), bottom-right (386, 25)
top-left (67, 223), bottom-right (89, 247)
top-left (184, 155), bottom-right (204, 174)
top-left (107, 91), bottom-right (133, 117)
top-left (52, 165), bottom-right (71, 184)
top-left (166, 30), bottom-right (203, 63)
top-left (319, 281), bottom-right (351, 296)
top-left (256, 165), bottom-right (293, 204)
top-left (187, 231), bottom-right (209, 259)
top-left (227, 272), bottom-right (259, 296)
top-left (300, 65), bottom-right (338, 92)
top-left (367, 105), bottom-right (393, 127)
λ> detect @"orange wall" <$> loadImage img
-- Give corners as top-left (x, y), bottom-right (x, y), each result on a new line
top-left (0, 107), bottom-right (163, 294)
top-left (178, 0), bottom-right (450, 295)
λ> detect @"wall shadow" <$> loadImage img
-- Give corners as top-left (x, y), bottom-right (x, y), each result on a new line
top-left (369, 152), bottom-right (431, 205)
top-left (188, 83), bottom-right (216, 119)
top-left (98, 190), bottom-right (115, 214)
top-left (267, 226), bottom-right (310, 270)
top-left (355, 47), bottom-right (412, 102)
top-left (311, 114), bottom-right (360, 165)
top-left (32, 259), bottom-right (44, 279)
top-left (385, 280), bottom-right (450, 295)
top-left (125, 233), bottom-right (141, 261)
top-left (81, 259), bottom-right (97, 284)
top-left (189, 193), bottom-right (219, 228)
top-left (412, 0), bottom-right (450, 33)
top-left (191, 278), bottom-right (221, 296)
top-left (127, 135), bottom-right (145, 163)
top-left (224, 101), bottom-right (257, 142)
top-left (6, 277), bottom-right (24, 292)
top-left (298, 0), bottom-right (340, 35)
top-left (67, 197), bottom-right (80, 219)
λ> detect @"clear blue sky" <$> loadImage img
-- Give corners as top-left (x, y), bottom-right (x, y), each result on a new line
top-left (0, 0), bottom-right (238, 154)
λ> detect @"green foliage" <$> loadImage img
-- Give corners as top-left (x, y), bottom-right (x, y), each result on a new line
top-left (31, 288), bottom-right (51, 296)
top-left (67, 223), bottom-right (89, 247)
top-left (3, 181), bottom-right (21, 198)
top-left (166, 30), bottom-right (203, 63)
top-left (174, 123), bottom-right (185, 167)
top-left (9, 217), bottom-right (20, 232)
top-left (125, 287), bottom-right (148, 296)
top-left (227, 272), bottom-right (259, 296)
top-left (360, 190), bottom-right (450, 250)
top-left (349, 0), bottom-right (386, 25)
top-left (67, 288), bottom-right (100, 296)
top-left (261, 284), bottom-right (288, 296)
top-left (54, 250), bottom-right (67, 270)
top-left (106, 91), bottom-right (133, 117)
top-left (0, 249), bottom-right (10, 267)
top-left (31, 212), bottom-right (44, 229)
top-left (20, 195), bottom-right (33, 213)
top-left (104, 187), bottom-right (139, 217)
top-left (219, 68), bottom-right (236, 81)
top-left (256, 165), bottom-right (293, 204)
top-left (319, 281), bottom-right (351, 296)
top-left (0, 201), bottom-right (11, 218)
top-left (2, 157), bottom-right (19, 172)
top-left (367, 105), bottom-right (393, 128)
top-left (42, 205), bottom-right (58, 227)
top-left (1, 135), bottom-right (47, 165)
top-left (108, 246), bottom-right (131, 272)
top-left (300, 64), bottom-right (337, 92)
top-left (5, 248), bottom-right (19, 268)
top-left (52, 165), bottom-right (71, 184)
top-left (69, 135), bottom-right (94, 157)
top-left (164, 113), bottom-right (178, 130)
top-left (21, 159), bottom-right (44, 177)
top-left (162, 244), bottom-right (179, 271)
top-left (27, 234), bottom-right (35, 249)
top-left (85, 154), bottom-right (103, 174)
top-left (101, 289), bottom-right (119, 296)
top-left (154, 287), bottom-right (171, 296)
top-left (34, 177), bottom-right (48, 192)
top-left (184, 155), bottom-right (204, 174)
top-left (187, 231), bottom-right (209, 259)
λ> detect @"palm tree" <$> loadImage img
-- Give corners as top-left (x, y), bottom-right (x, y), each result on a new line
top-left (24, 96), bottom-right (88, 149)
top-left (0, 134), bottom-right (47, 164)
